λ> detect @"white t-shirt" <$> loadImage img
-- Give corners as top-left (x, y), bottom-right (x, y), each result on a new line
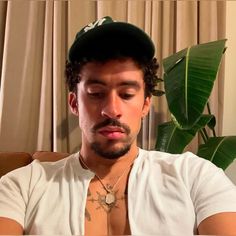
top-left (0, 149), bottom-right (236, 235)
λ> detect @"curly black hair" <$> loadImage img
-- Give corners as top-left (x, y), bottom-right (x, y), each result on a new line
top-left (65, 56), bottom-right (159, 98)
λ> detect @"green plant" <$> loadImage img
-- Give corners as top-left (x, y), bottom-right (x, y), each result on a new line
top-left (155, 39), bottom-right (236, 170)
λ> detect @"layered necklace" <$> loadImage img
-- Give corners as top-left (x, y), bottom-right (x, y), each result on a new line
top-left (79, 153), bottom-right (134, 209)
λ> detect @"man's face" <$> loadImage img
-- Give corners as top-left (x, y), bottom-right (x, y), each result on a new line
top-left (69, 58), bottom-right (151, 159)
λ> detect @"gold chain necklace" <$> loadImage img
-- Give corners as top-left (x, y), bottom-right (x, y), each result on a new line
top-left (79, 153), bottom-right (134, 206)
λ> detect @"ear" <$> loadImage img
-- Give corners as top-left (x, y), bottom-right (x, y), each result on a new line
top-left (68, 92), bottom-right (79, 116)
top-left (142, 96), bottom-right (151, 118)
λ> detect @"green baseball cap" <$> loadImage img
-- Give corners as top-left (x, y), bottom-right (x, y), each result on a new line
top-left (68, 16), bottom-right (155, 62)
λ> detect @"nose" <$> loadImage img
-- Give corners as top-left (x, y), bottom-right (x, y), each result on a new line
top-left (101, 92), bottom-right (122, 119)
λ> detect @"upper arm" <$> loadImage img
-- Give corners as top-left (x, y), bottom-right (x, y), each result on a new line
top-left (0, 166), bottom-right (33, 234)
top-left (198, 212), bottom-right (236, 235)
top-left (0, 217), bottom-right (23, 235)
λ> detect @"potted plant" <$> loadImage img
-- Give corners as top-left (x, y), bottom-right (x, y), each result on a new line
top-left (155, 39), bottom-right (236, 170)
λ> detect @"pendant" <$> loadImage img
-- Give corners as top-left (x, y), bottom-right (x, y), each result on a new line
top-left (105, 192), bottom-right (116, 205)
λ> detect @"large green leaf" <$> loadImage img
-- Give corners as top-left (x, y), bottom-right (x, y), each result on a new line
top-left (163, 39), bottom-right (226, 129)
top-left (197, 136), bottom-right (236, 170)
top-left (156, 115), bottom-right (215, 153)
top-left (156, 121), bottom-right (193, 153)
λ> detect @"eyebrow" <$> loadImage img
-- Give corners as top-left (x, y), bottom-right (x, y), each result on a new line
top-left (84, 78), bottom-right (141, 89)
top-left (84, 79), bottom-right (106, 86)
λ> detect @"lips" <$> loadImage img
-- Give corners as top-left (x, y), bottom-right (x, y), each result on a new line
top-left (98, 126), bottom-right (125, 139)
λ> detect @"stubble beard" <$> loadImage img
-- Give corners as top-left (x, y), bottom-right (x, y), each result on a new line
top-left (90, 118), bottom-right (133, 159)
top-left (91, 140), bottom-right (132, 159)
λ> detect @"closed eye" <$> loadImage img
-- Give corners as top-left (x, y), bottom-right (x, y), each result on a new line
top-left (120, 93), bottom-right (135, 100)
top-left (88, 92), bottom-right (105, 99)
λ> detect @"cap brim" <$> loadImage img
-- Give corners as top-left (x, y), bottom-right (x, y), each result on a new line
top-left (69, 22), bottom-right (155, 62)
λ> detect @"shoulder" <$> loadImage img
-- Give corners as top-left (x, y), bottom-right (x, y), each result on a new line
top-left (135, 149), bottom-right (234, 190)
top-left (135, 149), bottom-right (236, 225)
top-left (137, 148), bottom-right (216, 172)
top-left (0, 152), bottom-right (80, 186)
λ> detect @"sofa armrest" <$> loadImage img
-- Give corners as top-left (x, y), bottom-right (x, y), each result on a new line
top-left (0, 152), bottom-right (32, 177)
top-left (32, 151), bottom-right (70, 162)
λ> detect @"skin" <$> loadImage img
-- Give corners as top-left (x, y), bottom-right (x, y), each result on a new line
top-left (1, 213), bottom-right (236, 235)
top-left (198, 212), bottom-right (236, 235)
top-left (0, 217), bottom-right (23, 234)
top-left (68, 58), bottom-right (151, 177)
top-left (69, 58), bottom-right (151, 235)
top-left (0, 58), bottom-right (236, 235)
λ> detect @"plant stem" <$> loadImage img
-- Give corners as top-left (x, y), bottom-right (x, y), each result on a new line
top-left (200, 129), bottom-right (208, 143)
top-left (207, 102), bottom-right (217, 137)
top-left (203, 128), bottom-right (209, 140)
top-left (207, 102), bottom-right (211, 114)
top-left (212, 128), bottom-right (216, 137)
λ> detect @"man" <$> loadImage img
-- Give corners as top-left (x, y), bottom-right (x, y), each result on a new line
top-left (0, 16), bottom-right (236, 235)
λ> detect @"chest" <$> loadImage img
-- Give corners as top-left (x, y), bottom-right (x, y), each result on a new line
top-left (84, 176), bottom-right (131, 235)
top-left (25, 163), bottom-right (197, 235)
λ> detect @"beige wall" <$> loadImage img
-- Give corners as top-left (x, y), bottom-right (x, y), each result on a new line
top-left (224, 1), bottom-right (236, 184)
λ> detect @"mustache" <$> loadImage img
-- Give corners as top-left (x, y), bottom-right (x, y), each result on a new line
top-left (92, 119), bottom-right (131, 134)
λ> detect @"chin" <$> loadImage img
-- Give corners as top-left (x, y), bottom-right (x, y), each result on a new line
top-left (91, 142), bottom-right (131, 159)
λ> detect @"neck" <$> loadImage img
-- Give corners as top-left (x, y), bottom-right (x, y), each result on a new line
top-left (79, 145), bottom-right (138, 179)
